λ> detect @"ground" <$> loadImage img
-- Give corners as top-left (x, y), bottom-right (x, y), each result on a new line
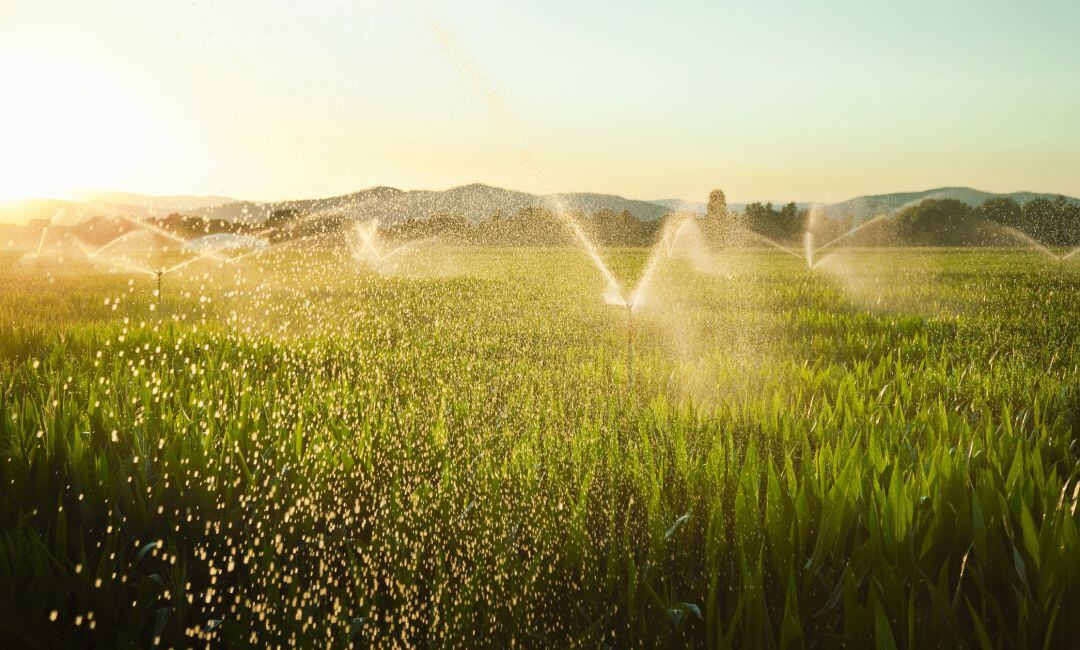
top-left (0, 246), bottom-right (1078, 647)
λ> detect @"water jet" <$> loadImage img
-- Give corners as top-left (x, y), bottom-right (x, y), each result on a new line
top-left (987, 223), bottom-right (1064, 261)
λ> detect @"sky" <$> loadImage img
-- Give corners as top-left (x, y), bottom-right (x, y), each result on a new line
top-left (1, 0), bottom-right (1079, 204)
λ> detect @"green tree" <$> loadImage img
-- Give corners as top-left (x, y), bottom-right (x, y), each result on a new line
top-left (895, 198), bottom-right (975, 245)
top-left (1021, 198), bottom-right (1054, 242)
top-left (707, 189), bottom-right (727, 219)
top-left (979, 197), bottom-right (1022, 229)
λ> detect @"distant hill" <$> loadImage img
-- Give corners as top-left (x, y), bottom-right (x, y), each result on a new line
top-left (652, 188), bottom-right (1080, 222)
top-left (196, 183), bottom-right (670, 224)
top-left (72, 189), bottom-right (237, 215)
top-left (4, 184), bottom-right (1079, 229)
top-left (651, 199), bottom-right (707, 214)
top-left (818, 187), bottom-right (1080, 222)
top-left (0, 191), bottom-right (238, 225)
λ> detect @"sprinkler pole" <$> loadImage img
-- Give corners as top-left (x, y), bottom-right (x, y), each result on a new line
top-left (156, 270), bottom-right (163, 308)
top-left (626, 303), bottom-right (634, 390)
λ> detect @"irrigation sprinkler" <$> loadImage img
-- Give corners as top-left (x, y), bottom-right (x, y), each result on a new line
top-left (625, 302), bottom-right (635, 391)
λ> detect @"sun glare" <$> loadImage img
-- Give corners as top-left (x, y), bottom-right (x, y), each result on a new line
top-left (0, 53), bottom-right (161, 202)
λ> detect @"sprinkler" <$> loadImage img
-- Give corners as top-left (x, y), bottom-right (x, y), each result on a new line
top-left (626, 302), bottom-right (635, 389)
top-left (155, 269), bottom-right (164, 307)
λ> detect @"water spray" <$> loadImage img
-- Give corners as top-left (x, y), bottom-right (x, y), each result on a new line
top-left (35, 226), bottom-right (49, 258)
top-left (989, 223), bottom-right (1065, 262)
top-left (802, 212), bottom-right (895, 269)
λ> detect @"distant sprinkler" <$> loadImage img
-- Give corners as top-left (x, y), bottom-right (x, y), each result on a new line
top-left (804, 232), bottom-right (814, 269)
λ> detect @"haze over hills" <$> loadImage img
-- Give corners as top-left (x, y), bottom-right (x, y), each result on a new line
top-left (651, 188), bottom-right (1080, 221)
top-left (2, 184), bottom-right (1079, 227)
top-left (193, 183), bottom-right (670, 224)
top-left (0, 191), bottom-right (238, 225)
top-left (814, 187), bottom-right (1080, 222)
top-left (73, 190), bottom-right (239, 214)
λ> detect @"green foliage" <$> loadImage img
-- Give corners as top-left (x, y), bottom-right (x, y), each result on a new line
top-left (977, 196), bottom-right (1080, 247)
top-left (742, 201), bottom-right (806, 243)
top-left (708, 189), bottom-right (728, 220)
top-left (0, 248), bottom-right (1077, 646)
top-left (894, 199), bottom-right (978, 246)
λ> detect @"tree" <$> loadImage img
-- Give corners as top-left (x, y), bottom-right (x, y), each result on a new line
top-left (1021, 198), bottom-right (1054, 242)
top-left (740, 201), bottom-right (803, 242)
top-left (1049, 195), bottom-right (1080, 246)
top-left (707, 189), bottom-right (727, 220)
top-left (979, 197), bottom-right (1022, 228)
top-left (267, 209), bottom-right (299, 230)
top-left (895, 199), bottom-right (975, 245)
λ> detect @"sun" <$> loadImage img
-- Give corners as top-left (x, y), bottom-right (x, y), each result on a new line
top-left (0, 53), bottom-right (162, 202)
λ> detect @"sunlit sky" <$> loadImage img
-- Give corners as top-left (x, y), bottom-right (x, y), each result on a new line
top-left (2, 0), bottom-right (1079, 204)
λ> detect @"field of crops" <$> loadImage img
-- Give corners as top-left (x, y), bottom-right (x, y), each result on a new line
top-left (1, 246), bottom-right (1078, 647)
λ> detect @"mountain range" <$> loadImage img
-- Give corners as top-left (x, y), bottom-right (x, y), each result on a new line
top-left (2, 184), bottom-right (1078, 227)
top-left (190, 184), bottom-right (670, 224)
top-left (0, 191), bottom-right (238, 226)
top-left (814, 187), bottom-right (1080, 222)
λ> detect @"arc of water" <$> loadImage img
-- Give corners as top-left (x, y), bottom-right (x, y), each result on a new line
top-left (162, 246), bottom-right (227, 275)
top-left (354, 220), bottom-right (383, 261)
top-left (742, 230), bottom-right (802, 260)
top-left (349, 220), bottom-right (434, 276)
top-left (989, 223), bottom-right (1062, 261)
top-left (34, 226), bottom-right (50, 258)
top-left (535, 191), bottom-right (625, 303)
top-left (117, 214), bottom-right (191, 246)
top-left (270, 195), bottom-right (384, 241)
top-left (224, 245), bottom-right (269, 265)
top-left (117, 214), bottom-right (230, 262)
top-left (218, 232), bottom-right (301, 265)
top-left (78, 230), bottom-right (148, 259)
top-left (82, 229), bottom-right (222, 278)
top-left (625, 214), bottom-right (693, 312)
top-left (93, 253), bottom-right (158, 278)
top-left (1062, 246), bottom-right (1080, 261)
top-left (813, 212), bottom-right (892, 254)
top-left (380, 239), bottom-right (428, 263)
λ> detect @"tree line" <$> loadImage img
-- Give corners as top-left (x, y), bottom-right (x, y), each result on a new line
top-left (702, 189), bottom-right (1080, 248)
top-left (223, 193), bottom-right (1080, 248)
top-left (35, 190), bottom-right (1079, 250)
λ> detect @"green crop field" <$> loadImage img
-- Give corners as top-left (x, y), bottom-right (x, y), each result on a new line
top-left (1, 246), bottom-right (1078, 647)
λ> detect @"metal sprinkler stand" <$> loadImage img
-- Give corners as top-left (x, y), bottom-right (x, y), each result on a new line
top-left (156, 270), bottom-right (164, 308)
